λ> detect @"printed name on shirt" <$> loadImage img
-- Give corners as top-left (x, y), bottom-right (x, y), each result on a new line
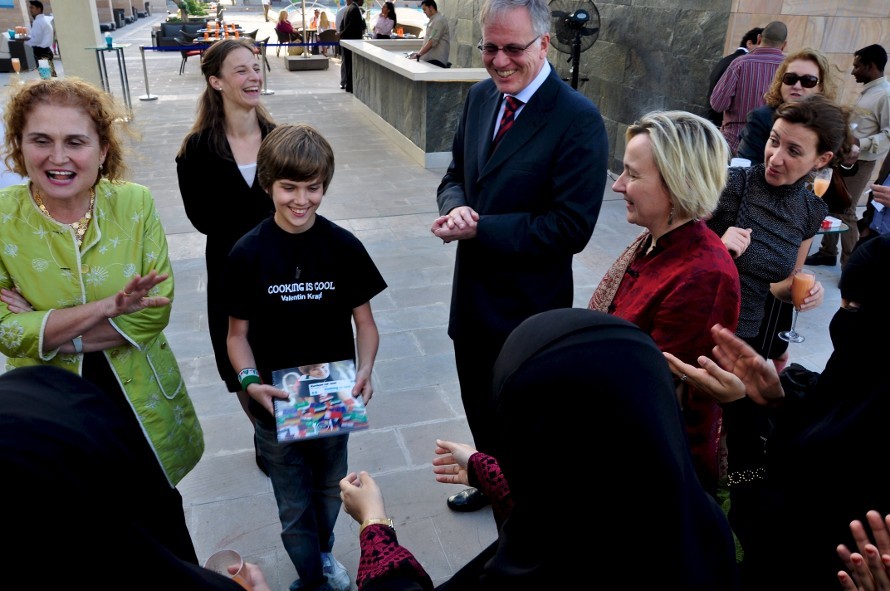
top-left (268, 281), bottom-right (336, 301)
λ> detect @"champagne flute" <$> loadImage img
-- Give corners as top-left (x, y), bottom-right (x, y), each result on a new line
top-left (779, 268), bottom-right (816, 343)
top-left (11, 57), bottom-right (21, 85)
top-left (812, 166), bottom-right (832, 197)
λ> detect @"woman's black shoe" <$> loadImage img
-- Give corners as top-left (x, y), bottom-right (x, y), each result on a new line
top-left (447, 487), bottom-right (490, 512)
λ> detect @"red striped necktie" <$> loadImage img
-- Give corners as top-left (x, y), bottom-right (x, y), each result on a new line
top-left (492, 95), bottom-right (524, 148)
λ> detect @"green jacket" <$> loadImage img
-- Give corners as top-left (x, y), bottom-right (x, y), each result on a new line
top-left (0, 180), bottom-right (204, 486)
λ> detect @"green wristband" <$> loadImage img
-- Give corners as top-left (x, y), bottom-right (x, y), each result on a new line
top-left (238, 368), bottom-right (261, 390)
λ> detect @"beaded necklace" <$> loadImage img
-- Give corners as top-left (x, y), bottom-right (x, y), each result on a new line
top-left (32, 188), bottom-right (95, 247)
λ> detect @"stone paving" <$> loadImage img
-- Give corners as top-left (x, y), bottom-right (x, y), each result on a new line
top-left (0, 4), bottom-right (845, 589)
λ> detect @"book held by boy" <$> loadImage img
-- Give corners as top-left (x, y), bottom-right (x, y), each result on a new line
top-left (272, 359), bottom-right (369, 442)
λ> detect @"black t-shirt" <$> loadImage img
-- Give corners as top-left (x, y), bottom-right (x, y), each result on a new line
top-left (226, 215), bottom-right (387, 423)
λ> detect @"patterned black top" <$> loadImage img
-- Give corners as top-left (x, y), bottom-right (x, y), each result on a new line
top-left (707, 165), bottom-right (827, 337)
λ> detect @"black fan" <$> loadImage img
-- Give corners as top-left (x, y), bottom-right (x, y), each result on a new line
top-left (549, 0), bottom-right (600, 89)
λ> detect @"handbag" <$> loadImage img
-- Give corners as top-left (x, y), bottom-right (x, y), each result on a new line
top-left (288, 44), bottom-right (303, 56)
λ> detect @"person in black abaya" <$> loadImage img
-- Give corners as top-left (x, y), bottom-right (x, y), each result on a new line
top-left (0, 365), bottom-right (270, 590)
top-left (665, 233), bottom-right (890, 590)
top-left (339, 309), bottom-right (740, 590)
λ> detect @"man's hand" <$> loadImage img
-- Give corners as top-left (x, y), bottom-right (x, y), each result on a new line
top-left (871, 183), bottom-right (890, 207)
top-left (430, 206), bottom-right (479, 243)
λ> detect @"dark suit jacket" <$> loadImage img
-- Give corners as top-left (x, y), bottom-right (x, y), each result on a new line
top-left (437, 66), bottom-right (608, 342)
top-left (736, 104), bottom-right (773, 163)
top-left (706, 48), bottom-right (747, 126)
top-left (341, 2), bottom-right (364, 40)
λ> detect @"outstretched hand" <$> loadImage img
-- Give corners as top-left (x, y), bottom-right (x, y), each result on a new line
top-left (707, 324), bottom-right (784, 405)
top-left (663, 351), bottom-right (747, 404)
top-left (339, 471), bottom-right (387, 525)
top-left (102, 270), bottom-right (171, 318)
top-left (432, 439), bottom-right (476, 486)
top-left (837, 511), bottom-right (890, 590)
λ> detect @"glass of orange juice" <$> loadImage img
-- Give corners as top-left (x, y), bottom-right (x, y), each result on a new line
top-left (203, 549), bottom-right (252, 590)
top-left (812, 167), bottom-right (832, 197)
top-left (779, 268), bottom-right (816, 343)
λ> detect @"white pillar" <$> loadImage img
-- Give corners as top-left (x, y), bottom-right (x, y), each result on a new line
top-left (52, 0), bottom-right (102, 87)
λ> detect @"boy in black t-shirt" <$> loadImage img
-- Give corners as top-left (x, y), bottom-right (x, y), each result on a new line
top-left (226, 124), bottom-right (387, 591)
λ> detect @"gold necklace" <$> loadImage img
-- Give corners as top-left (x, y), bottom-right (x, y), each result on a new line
top-left (32, 188), bottom-right (96, 246)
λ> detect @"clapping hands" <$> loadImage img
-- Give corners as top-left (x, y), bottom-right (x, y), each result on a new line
top-left (837, 511), bottom-right (890, 590)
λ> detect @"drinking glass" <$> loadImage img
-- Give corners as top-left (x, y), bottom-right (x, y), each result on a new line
top-left (812, 167), bottom-right (832, 197)
top-left (779, 268), bottom-right (816, 343)
top-left (203, 549), bottom-right (252, 590)
top-left (10, 57), bottom-right (21, 85)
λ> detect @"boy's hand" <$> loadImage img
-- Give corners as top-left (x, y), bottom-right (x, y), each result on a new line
top-left (247, 384), bottom-right (289, 414)
top-left (354, 367), bottom-right (374, 405)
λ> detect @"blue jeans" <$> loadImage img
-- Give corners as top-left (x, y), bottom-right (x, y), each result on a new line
top-left (255, 421), bottom-right (348, 589)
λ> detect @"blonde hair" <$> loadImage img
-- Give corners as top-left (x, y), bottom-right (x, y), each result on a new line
top-left (626, 111), bottom-right (729, 220)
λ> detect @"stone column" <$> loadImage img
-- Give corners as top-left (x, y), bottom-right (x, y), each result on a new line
top-left (52, 0), bottom-right (102, 87)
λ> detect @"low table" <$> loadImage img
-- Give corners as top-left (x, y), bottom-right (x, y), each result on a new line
top-left (285, 55), bottom-right (329, 71)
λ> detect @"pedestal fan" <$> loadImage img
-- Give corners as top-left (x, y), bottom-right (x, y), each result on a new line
top-left (549, 0), bottom-right (601, 89)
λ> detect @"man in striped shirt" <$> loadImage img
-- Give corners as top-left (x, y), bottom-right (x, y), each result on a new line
top-left (711, 21), bottom-right (788, 154)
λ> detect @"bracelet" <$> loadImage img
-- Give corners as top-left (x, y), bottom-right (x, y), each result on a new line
top-left (359, 517), bottom-right (394, 536)
top-left (72, 335), bottom-right (83, 354)
top-left (238, 368), bottom-right (261, 390)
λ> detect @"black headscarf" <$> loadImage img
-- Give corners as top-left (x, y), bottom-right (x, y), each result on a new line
top-left (474, 309), bottom-right (738, 589)
top-left (0, 366), bottom-right (240, 590)
top-left (760, 234), bottom-right (890, 588)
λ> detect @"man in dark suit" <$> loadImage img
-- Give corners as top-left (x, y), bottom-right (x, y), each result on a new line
top-left (339, 0), bottom-right (365, 92)
top-left (706, 27), bottom-right (763, 127)
top-left (431, 0), bottom-right (608, 513)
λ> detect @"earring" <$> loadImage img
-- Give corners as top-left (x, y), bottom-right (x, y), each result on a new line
top-left (667, 206), bottom-right (674, 226)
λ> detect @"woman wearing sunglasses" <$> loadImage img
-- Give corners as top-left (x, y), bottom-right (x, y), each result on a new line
top-left (736, 48), bottom-right (839, 164)
top-left (729, 50), bottom-right (851, 370)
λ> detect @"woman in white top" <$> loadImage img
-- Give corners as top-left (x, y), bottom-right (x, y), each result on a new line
top-left (373, 2), bottom-right (397, 39)
top-left (175, 39), bottom-right (277, 476)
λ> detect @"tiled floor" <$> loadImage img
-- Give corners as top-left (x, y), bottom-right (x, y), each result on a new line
top-left (0, 5), bottom-right (845, 590)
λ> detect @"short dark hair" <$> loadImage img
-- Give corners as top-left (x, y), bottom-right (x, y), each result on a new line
top-left (760, 21), bottom-right (787, 46)
top-left (855, 44), bottom-right (888, 72)
top-left (257, 124), bottom-right (335, 194)
top-left (774, 95), bottom-right (854, 166)
top-left (740, 27), bottom-right (763, 48)
top-left (28, 1), bottom-right (43, 11)
top-left (421, 0), bottom-right (437, 10)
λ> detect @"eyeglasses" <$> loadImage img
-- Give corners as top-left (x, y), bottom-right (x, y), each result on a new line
top-left (782, 73), bottom-right (820, 88)
top-left (476, 35), bottom-right (541, 57)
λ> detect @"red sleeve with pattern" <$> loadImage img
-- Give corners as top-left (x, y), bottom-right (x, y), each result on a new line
top-left (356, 524), bottom-right (434, 591)
top-left (467, 452), bottom-right (513, 524)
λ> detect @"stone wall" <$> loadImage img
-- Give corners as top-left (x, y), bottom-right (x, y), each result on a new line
top-left (572, 0), bottom-right (730, 172)
top-left (440, 0), bottom-right (890, 173)
top-left (438, 0), bottom-right (731, 172)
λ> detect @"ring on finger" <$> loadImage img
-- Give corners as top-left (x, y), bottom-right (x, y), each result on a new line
top-left (680, 374), bottom-right (688, 382)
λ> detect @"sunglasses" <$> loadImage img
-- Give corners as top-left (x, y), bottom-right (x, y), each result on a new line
top-left (782, 73), bottom-right (820, 88)
top-left (477, 35), bottom-right (541, 57)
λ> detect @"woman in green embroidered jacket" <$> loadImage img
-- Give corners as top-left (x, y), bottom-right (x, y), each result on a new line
top-left (0, 78), bottom-right (203, 487)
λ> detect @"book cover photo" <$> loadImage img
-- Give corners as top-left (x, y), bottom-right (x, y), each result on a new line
top-left (272, 359), bottom-right (369, 442)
